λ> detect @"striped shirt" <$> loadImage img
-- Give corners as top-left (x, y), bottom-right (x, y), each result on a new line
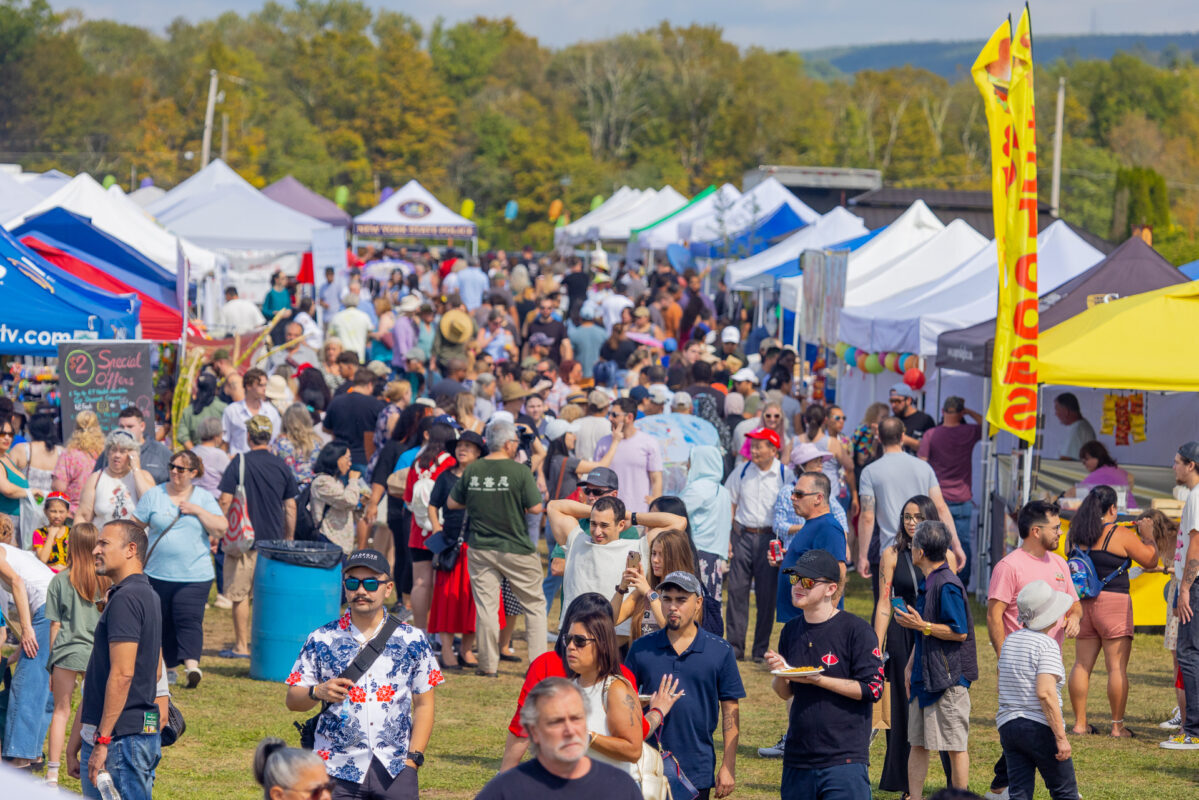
top-left (996, 627), bottom-right (1064, 729)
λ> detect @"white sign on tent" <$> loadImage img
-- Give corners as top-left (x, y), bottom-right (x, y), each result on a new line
top-left (312, 227), bottom-right (347, 274)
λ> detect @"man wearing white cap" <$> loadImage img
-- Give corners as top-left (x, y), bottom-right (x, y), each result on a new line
top-left (994, 580), bottom-right (1079, 800)
top-left (641, 384), bottom-right (673, 417)
top-left (731, 368), bottom-right (759, 399)
top-left (720, 326), bottom-right (746, 366)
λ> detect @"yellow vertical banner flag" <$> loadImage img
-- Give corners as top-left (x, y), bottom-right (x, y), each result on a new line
top-left (974, 9), bottom-right (1039, 443)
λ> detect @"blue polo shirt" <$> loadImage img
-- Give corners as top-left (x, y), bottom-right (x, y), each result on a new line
top-left (776, 512), bottom-right (846, 623)
top-left (624, 627), bottom-right (745, 792)
top-left (910, 580), bottom-right (971, 707)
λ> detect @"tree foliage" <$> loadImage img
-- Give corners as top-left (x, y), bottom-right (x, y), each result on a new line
top-left (0, 1), bottom-right (1196, 260)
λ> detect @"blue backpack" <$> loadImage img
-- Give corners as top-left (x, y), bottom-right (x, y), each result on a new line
top-left (1066, 527), bottom-right (1129, 599)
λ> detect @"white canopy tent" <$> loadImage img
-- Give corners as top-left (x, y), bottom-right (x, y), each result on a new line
top-left (725, 207), bottom-right (868, 290)
top-left (838, 220), bottom-right (1105, 355)
top-left (630, 183), bottom-right (741, 257)
top-left (843, 219), bottom-right (988, 307)
top-left (554, 186), bottom-right (641, 248)
top-left (0, 171), bottom-right (42, 227)
top-left (681, 176), bottom-right (819, 245)
top-left (845, 200), bottom-right (945, 290)
top-left (151, 182), bottom-right (330, 255)
top-left (128, 185), bottom-right (166, 208)
top-left (147, 159), bottom-right (255, 220)
top-left (586, 186), bottom-right (688, 242)
top-left (11, 169), bottom-right (71, 198)
top-left (354, 180), bottom-right (477, 247)
top-left (5, 173), bottom-right (223, 279)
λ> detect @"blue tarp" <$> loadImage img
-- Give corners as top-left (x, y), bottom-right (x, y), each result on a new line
top-left (11, 208), bottom-right (178, 307)
top-left (0, 225), bottom-right (140, 355)
top-left (689, 203), bottom-right (808, 259)
top-left (749, 225), bottom-right (885, 284)
top-left (1180, 259), bottom-right (1199, 281)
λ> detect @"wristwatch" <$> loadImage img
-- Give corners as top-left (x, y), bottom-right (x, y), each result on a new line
top-left (408, 750), bottom-right (424, 768)
top-left (308, 685), bottom-right (319, 702)
top-left (647, 591), bottom-right (660, 603)
top-left (922, 623), bottom-right (933, 637)
top-left (630, 512), bottom-right (638, 526)
top-left (615, 584), bottom-right (629, 595)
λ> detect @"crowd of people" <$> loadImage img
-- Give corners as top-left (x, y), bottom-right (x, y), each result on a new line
top-left (0, 246), bottom-right (1195, 800)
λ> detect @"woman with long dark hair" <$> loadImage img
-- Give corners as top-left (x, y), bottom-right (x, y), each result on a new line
top-left (402, 421), bottom-right (458, 633)
top-left (871, 494), bottom-right (950, 794)
top-left (1066, 485), bottom-right (1158, 737)
top-left (296, 367), bottom-right (332, 427)
top-left (177, 373), bottom-right (227, 449)
top-left (677, 292), bottom-right (706, 348)
top-left (565, 609), bottom-right (643, 780)
top-left (310, 442), bottom-right (364, 556)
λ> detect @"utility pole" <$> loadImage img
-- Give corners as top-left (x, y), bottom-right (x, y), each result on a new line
top-left (200, 69), bottom-right (219, 168)
top-left (221, 113), bottom-right (229, 162)
top-left (1050, 76), bottom-right (1066, 218)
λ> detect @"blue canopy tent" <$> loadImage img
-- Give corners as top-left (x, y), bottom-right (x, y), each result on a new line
top-left (1180, 258), bottom-right (1199, 280)
top-left (11, 208), bottom-right (179, 308)
top-left (0, 225), bottom-right (140, 355)
top-left (689, 202), bottom-right (811, 259)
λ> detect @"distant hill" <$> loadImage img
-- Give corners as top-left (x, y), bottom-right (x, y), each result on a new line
top-left (801, 32), bottom-right (1199, 79)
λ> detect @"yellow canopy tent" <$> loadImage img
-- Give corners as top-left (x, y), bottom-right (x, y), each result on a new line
top-left (1039, 279), bottom-right (1199, 391)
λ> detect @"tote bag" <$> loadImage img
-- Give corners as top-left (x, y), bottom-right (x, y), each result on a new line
top-left (222, 455), bottom-right (256, 555)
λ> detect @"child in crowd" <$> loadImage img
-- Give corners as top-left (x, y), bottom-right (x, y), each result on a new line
top-left (33, 492), bottom-right (71, 572)
top-left (44, 523), bottom-right (109, 785)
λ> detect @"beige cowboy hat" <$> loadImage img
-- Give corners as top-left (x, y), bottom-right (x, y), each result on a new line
top-left (439, 309), bottom-right (473, 344)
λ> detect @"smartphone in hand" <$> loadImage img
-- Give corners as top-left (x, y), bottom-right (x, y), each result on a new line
top-left (891, 597), bottom-right (909, 614)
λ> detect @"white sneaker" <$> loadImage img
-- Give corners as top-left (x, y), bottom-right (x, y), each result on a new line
top-left (1159, 706), bottom-right (1182, 729)
top-left (983, 788), bottom-right (1010, 800)
top-left (214, 594), bottom-right (233, 609)
top-left (1160, 733), bottom-right (1199, 749)
top-left (757, 735), bottom-right (786, 758)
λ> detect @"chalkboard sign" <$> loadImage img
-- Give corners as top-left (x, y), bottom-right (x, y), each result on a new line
top-left (57, 341), bottom-right (155, 441)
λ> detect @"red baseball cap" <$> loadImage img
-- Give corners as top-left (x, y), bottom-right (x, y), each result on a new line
top-left (746, 427), bottom-right (781, 450)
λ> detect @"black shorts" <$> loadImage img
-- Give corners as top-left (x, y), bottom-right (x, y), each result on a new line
top-left (410, 548), bottom-right (433, 563)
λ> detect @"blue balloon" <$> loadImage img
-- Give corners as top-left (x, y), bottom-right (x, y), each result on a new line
top-left (139, 177), bottom-right (154, 188)
top-left (844, 346), bottom-right (857, 365)
top-left (663, 338), bottom-right (677, 353)
top-left (380, 186), bottom-right (395, 203)
top-left (504, 200), bottom-right (519, 220)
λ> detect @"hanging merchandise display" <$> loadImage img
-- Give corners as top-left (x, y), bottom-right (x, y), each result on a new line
top-left (1102, 392), bottom-right (1147, 446)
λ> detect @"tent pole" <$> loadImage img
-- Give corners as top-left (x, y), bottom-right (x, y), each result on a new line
top-left (977, 377), bottom-right (993, 604)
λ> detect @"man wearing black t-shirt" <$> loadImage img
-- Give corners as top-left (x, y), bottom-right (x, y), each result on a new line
top-left (562, 259), bottom-right (589, 316)
top-left (475, 677), bottom-right (640, 800)
top-left (889, 382), bottom-right (935, 454)
top-left (325, 367), bottom-right (387, 468)
top-left (70, 520), bottom-right (162, 800)
top-left (218, 414), bottom-right (299, 659)
top-left (765, 549), bottom-right (884, 800)
top-left (525, 297), bottom-right (571, 364)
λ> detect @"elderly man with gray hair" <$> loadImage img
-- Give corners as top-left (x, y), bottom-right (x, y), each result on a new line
top-left (448, 420), bottom-right (548, 677)
top-left (894, 520), bottom-right (977, 800)
top-left (476, 677), bottom-right (641, 799)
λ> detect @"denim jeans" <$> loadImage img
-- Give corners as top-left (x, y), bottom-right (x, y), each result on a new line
top-left (946, 500), bottom-right (973, 589)
top-left (998, 718), bottom-right (1077, 800)
top-left (81, 733), bottom-right (162, 800)
top-left (2, 604), bottom-right (52, 759)
top-left (1177, 582), bottom-right (1199, 738)
top-left (780, 763), bottom-right (870, 800)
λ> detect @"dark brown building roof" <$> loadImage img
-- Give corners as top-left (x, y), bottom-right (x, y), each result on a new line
top-left (848, 187), bottom-right (1114, 254)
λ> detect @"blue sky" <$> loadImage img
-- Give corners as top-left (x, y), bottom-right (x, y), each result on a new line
top-left (69, 1), bottom-right (1199, 50)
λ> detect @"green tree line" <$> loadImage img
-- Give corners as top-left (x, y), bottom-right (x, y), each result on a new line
top-left (1, 0), bottom-right (1197, 259)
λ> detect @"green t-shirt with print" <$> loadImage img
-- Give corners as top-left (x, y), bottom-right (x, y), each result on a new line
top-left (450, 457), bottom-right (543, 555)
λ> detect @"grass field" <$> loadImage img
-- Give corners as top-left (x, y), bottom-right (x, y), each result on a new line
top-left (39, 574), bottom-right (1199, 799)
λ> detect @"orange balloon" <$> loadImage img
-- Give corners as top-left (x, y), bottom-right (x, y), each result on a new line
top-left (549, 199), bottom-right (564, 222)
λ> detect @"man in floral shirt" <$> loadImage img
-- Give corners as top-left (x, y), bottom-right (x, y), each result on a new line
top-left (285, 549), bottom-right (442, 799)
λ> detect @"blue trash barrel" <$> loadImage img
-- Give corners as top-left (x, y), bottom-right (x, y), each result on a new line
top-left (250, 540), bottom-right (343, 682)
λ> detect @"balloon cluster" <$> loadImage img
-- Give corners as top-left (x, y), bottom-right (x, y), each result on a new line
top-left (833, 342), bottom-right (925, 389)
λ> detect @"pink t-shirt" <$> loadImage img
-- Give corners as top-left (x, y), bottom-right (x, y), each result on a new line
top-left (988, 547), bottom-right (1079, 646)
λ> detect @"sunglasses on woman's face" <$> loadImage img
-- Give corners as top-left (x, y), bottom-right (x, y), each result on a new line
top-left (343, 577), bottom-right (383, 592)
top-left (763, 414), bottom-right (781, 420)
top-left (564, 634), bottom-right (596, 649)
top-left (290, 778), bottom-right (335, 800)
top-left (169, 463), bottom-right (191, 473)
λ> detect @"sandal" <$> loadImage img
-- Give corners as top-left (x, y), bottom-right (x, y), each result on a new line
top-left (1070, 724), bottom-right (1099, 735)
top-left (1110, 721), bottom-right (1136, 738)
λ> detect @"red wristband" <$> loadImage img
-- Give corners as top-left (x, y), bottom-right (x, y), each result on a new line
top-left (95, 734), bottom-right (113, 745)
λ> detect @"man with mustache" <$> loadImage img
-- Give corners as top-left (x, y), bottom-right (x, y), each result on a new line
top-left (475, 677), bottom-right (641, 799)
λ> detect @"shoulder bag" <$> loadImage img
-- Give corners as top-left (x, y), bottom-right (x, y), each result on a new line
top-left (222, 455), bottom-right (257, 556)
top-left (600, 676), bottom-right (674, 800)
top-left (296, 614), bottom-right (401, 749)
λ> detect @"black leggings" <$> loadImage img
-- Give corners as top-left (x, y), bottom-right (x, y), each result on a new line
top-left (389, 505), bottom-right (414, 596)
top-left (149, 577), bottom-right (212, 667)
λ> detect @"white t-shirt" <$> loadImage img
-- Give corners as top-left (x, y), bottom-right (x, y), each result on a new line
top-left (0, 542), bottom-right (53, 614)
top-left (1176, 483), bottom-right (1199, 582)
top-left (561, 526), bottom-right (646, 636)
top-left (328, 307), bottom-right (373, 361)
top-left (1059, 417), bottom-right (1097, 460)
top-left (996, 627), bottom-right (1065, 729)
top-left (222, 401), bottom-right (282, 455)
top-left (858, 451), bottom-right (940, 551)
top-left (219, 298), bottom-right (265, 335)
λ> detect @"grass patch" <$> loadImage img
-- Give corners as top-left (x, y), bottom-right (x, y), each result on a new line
top-left (38, 574), bottom-right (1198, 798)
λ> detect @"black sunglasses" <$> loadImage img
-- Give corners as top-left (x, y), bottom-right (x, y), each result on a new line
top-left (344, 577), bottom-right (384, 592)
top-left (564, 634), bottom-right (596, 649)
top-left (792, 490), bottom-right (821, 499)
top-left (169, 464), bottom-right (191, 473)
top-left (294, 779), bottom-right (335, 800)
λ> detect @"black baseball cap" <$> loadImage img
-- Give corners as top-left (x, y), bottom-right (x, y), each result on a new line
top-left (579, 467), bottom-right (619, 491)
top-left (343, 549), bottom-right (392, 579)
top-left (784, 549), bottom-right (841, 583)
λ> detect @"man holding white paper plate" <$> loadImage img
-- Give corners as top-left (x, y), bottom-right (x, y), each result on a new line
top-left (764, 549), bottom-right (884, 800)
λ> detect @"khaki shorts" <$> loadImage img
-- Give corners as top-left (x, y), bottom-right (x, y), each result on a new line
top-left (223, 549), bottom-right (257, 602)
top-left (1078, 591), bottom-right (1134, 640)
top-left (908, 684), bottom-right (970, 752)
